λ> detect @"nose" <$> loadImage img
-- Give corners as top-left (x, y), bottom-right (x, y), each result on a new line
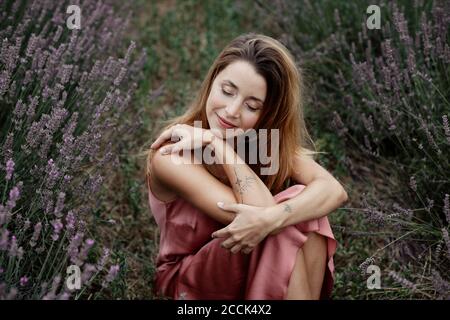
top-left (224, 99), bottom-right (241, 118)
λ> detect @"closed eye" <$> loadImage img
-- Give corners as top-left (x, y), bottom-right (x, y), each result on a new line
top-left (246, 104), bottom-right (258, 112)
top-left (222, 89), bottom-right (232, 96)
top-left (222, 88), bottom-right (259, 111)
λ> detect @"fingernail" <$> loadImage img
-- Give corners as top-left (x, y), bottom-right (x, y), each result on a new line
top-left (217, 202), bottom-right (224, 208)
top-left (211, 233), bottom-right (215, 238)
top-left (160, 148), bottom-right (167, 154)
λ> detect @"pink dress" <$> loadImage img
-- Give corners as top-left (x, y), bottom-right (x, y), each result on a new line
top-left (148, 182), bottom-right (338, 300)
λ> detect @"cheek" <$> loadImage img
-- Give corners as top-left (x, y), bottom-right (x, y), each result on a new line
top-left (206, 93), bottom-right (222, 122)
top-left (208, 91), bottom-right (225, 109)
top-left (240, 113), bottom-right (260, 130)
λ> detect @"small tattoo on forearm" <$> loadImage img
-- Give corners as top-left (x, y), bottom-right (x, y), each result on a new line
top-left (283, 203), bottom-right (292, 213)
top-left (233, 167), bottom-right (256, 201)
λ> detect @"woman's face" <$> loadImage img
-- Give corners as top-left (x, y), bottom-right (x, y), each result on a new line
top-left (206, 60), bottom-right (267, 137)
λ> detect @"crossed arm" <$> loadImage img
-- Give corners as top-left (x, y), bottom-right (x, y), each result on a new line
top-left (151, 133), bottom-right (348, 230)
top-left (211, 137), bottom-right (348, 233)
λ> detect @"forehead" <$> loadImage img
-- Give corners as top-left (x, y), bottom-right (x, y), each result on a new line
top-left (216, 60), bottom-right (267, 101)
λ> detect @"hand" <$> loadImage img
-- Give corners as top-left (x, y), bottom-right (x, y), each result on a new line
top-left (150, 124), bottom-right (215, 154)
top-left (211, 202), bottom-right (278, 254)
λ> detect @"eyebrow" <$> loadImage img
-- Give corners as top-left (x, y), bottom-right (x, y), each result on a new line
top-left (222, 80), bottom-right (264, 104)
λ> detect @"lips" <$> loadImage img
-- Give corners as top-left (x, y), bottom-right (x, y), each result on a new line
top-left (216, 114), bottom-right (237, 129)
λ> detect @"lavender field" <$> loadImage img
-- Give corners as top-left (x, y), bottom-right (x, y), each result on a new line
top-left (0, 0), bottom-right (449, 299)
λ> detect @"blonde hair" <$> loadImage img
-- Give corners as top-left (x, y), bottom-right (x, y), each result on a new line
top-left (144, 32), bottom-right (321, 194)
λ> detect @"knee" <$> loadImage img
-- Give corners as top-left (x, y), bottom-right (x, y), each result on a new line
top-left (304, 232), bottom-right (328, 261)
top-left (306, 232), bottom-right (327, 248)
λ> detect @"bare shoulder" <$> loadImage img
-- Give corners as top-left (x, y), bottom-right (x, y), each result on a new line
top-left (149, 148), bottom-right (238, 225)
top-left (149, 149), bottom-right (209, 200)
top-left (148, 162), bottom-right (177, 203)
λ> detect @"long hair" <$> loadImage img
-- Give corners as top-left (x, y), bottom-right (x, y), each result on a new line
top-left (145, 32), bottom-right (320, 194)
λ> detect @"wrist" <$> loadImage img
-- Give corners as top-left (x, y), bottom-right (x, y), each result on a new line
top-left (265, 205), bottom-right (286, 235)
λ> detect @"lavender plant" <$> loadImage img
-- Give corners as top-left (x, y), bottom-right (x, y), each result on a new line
top-left (257, 0), bottom-right (449, 298)
top-left (0, 0), bottom-right (145, 299)
top-left (333, 2), bottom-right (449, 298)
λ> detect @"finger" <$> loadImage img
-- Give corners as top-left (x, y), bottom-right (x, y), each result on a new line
top-left (159, 144), bottom-right (177, 155)
top-left (160, 143), bottom-right (185, 155)
top-left (242, 246), bottom-right (253, 254)
top-left (211, 226), bottom-right (231, 239)
top-left (230, 243), bottom-right (243, 254)
top-left (170, 144), bottom-right (182, 154)
top-left (217, 202), bottom-right (241, 212)
top-left (151, 128), bottom-right (173, 149)
top-left (220, 237), bottom-right (236, 249)
top-left (171, 126), bottom-right (190, 142)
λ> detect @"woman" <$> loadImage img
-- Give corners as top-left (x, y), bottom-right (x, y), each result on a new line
top-left (146, 33), bottom-right (348, 300)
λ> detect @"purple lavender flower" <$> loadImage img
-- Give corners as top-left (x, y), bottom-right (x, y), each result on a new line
top-left (361, 113), bottom-right (375, 133)
top-left (23, 219), bottom-right (30, 231)
top-left (0, 229), bottom-right (9, 250)
top-left (419, 117), bottom-right (441, 154)
top-left (42, 275), bottom-right (61, 300)
top-left (123, 41), bottom-right (136, 63)
top-left (443, 115), bottom-right (450, 144)
top-left (68, 232), bottom-right (84, 265)
top-left (29, 222), bottom-right (42, 247)
top-left (77, 239), bottom-right (95, 262)
top-left (0, 207), bottom-right (6, 227)
top-left (5, 159), bottom-right (14, 181)
top-left (102, 264), bottom-right (120, 288)
top-left (113, 67), bottom-right (127, 86)
top-left (331, 111), bottom-right (348, 137)
top-left (431, 269), bottom-right (450, 299)
top-left (25, 33), bottom-right (38, 57)
top-left (45, 158), bottom-right (61, 190)
top-left (444, 194), bottom-right (450, 225)
top-left (51, 219), bottom-right (64, 241)
top-left (65, 210), bottom-right (76, 234)
top-left (53, 192), bottom-right (65, 218)
top-left (9, 235), bottom-right (19, 257)
top-left (359, 257), bottom-right (375, 276)
top-left (6, 184), bottom-right (21, 213)
top-left (2, 132), bottom-right (14, 162)
top-left (20, 276), bottom-right (29, 287)
top-left (442, 228), bottom-right (450, 260)
top-left (96, 248), bottom-right (111, 271)
top-left (81, 264), bottom-right (97, 284)
top-left (389, 271), bottom-right (417, 291)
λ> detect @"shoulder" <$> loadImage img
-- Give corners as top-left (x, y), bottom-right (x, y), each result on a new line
top-left (150, 149), bottom-right (209, 193)
top-left (151, 149), bottom-right (205, 175)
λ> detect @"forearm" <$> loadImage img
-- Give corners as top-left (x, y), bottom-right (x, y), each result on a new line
top-left (210, 138), bottom-right (276, 207)
top-left (269, 178), bottom-right (347, 231)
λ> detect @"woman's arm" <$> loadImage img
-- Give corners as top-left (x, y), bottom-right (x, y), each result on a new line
top-left (266, 152), bottom-right (348, 232)
top-left (151, 149), bottom-right (239, 225)
top-left (210, 136), bottom-right (276, 207)
top-left (211, 151), bottom-right (348, 253)
top-left (151, 125), bottom-right (347, 229)
top-left (211, 136), bottom-right (348, 224)
top-left (268, 178), bottom-right (348, 233)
